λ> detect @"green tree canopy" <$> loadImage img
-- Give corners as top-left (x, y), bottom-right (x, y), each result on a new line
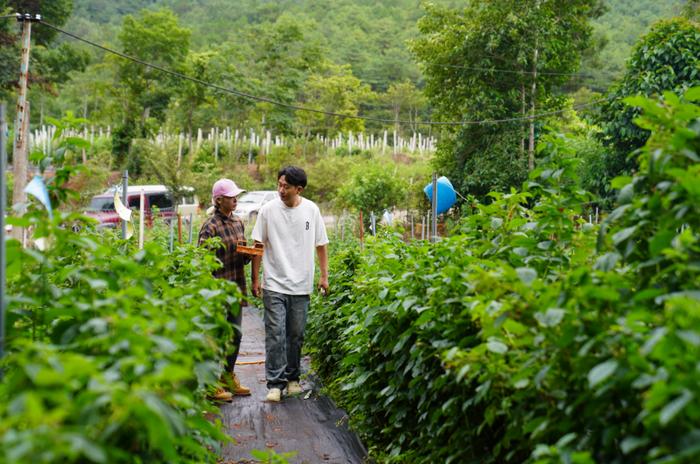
top-left (111, 8), bottom-right (190, 166)
top-left (205, 13), bottom-right (326, 134)
top-left (167, 50), bottom-right (219, 141)
top-left (6, 0), bottom-right (73, 44)
top-left (412, 0), bottom-right (603, 199)
top-left (116, 7), bottom-right (190, 122)
top-left (597, 17), bottom-right (700, 184)
top-left (296, 64), bottom-right (374, 136)
top-left (0, 0), bottom-right (76, 99)
top-left (337, 163), bottom-right (406, 215)
top-left (381, 80), bottom-right (428, 135)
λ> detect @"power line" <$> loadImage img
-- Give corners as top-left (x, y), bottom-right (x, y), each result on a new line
top-left (434, 63), bottom-right (597, 77)
top-left (5, 14), bottom-right (618, 82)
top-left (42, 21), bottom-right (607, 127)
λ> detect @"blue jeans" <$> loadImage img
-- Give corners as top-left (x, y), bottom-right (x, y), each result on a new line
top-left (263, 290), bottom-right (310, 390)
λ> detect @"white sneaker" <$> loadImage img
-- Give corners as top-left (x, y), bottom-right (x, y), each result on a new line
top-left (287, 381), bottom-right (303, 395)
top-left (266, 388), bottom-right (282, 402)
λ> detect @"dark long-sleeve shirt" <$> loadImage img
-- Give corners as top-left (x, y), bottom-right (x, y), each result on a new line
top-left (198, 209), bottom-right (249, 293)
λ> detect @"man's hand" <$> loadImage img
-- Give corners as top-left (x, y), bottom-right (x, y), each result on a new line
top-left (318, 276), bottom-right (329, 296)
top-left (316, 244), bottom-right (329, 296)
top-left (251, 250), bottom-right (263, 297)
top-left (252, 279), bottom-right (262, 298)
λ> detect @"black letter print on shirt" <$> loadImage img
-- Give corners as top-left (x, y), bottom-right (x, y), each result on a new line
top-left (306, 221), bottom-right (310, 230)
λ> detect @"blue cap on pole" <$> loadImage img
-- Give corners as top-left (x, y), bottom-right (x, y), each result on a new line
top-left (423, 176), bottom-right (457, 214)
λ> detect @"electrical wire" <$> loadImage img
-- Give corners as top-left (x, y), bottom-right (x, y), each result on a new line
top-left (42, 21), bottom-right (607, 127)
top-left (434, 63), bottom-right (598, 77)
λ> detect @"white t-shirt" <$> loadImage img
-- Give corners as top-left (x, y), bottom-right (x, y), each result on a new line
top-left (252, 197), bottom-right (329, 295)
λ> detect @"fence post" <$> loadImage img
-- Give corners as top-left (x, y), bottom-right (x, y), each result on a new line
top-left (431, 173), bottom-right (438, 242)
top-left (214, 127), bottom-right (219, 161)
top-left (121, 170), bottom-right (129, 240)
top-left (0, 102), bottom-right (7, 364)
top-left (138, 188), bottom-right (145, 249)
top-left (169, 215), bottom-right (175, 252)
top-left (248, 128), bottom-right (254, 164)
top-left (359, 211), bottom-right (364, 249)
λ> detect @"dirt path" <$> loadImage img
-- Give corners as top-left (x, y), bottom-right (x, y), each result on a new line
top-left (219, 306), bottom-right (367, 464)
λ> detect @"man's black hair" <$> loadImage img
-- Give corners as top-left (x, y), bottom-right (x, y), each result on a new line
top-left (278, 166), bottom-right (307, 188)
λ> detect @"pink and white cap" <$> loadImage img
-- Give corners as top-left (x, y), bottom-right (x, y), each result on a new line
top-left (212, 178), bottom-right (245, 198)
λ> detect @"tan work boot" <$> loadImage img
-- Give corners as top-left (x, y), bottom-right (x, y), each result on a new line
top-left (209, 386), bottom-right (233, 402)
top-left (224, 372), bottom-right (251, 396)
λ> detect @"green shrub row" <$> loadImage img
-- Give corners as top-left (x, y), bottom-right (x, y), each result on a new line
top-left (307, 89), bottom-right (700, 463)
top-left (0, 212), bottom-right (240, 463)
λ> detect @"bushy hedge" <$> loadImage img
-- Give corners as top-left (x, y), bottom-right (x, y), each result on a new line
top-left (307, 89), bottom-right (700, 463)
top-left (0, 212), bottom-right (241, 462)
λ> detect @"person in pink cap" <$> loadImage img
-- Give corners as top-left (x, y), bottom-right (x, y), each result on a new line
top-left (198, 178), bottom-right (251, 401)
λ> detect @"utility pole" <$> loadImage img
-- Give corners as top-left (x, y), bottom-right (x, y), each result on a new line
top-left (528, 45), bottom-right (538, 172)
top-left (528, 1), bottom-right (540, 172)
top-left (11, 13), bottom-right (40, 240)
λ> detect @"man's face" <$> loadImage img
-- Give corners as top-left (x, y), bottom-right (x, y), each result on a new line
top-left (218, 195), bottom-right (237, 213)
top-left (278, 175), bottom-right (302, 203)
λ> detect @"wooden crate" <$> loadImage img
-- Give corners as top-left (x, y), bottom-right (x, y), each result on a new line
top-left (236, 240), bottom-right (264, 257)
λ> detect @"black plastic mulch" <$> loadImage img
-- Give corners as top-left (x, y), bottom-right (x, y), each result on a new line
top-left (218, 306), bottom-right (367, 464)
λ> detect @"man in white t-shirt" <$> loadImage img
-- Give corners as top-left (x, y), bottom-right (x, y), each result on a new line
top-left (251, 166), bottom-right (329, 403)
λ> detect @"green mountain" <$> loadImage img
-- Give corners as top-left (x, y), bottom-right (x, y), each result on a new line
top-left (582, 0), bottom-right (684, 88)
top-left (67, 0), bottom-right (453, 91)
top-left (65, 0), bottom-right (684, 92)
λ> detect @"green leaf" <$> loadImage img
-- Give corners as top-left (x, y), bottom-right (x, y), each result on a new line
top-left (612, 226), bottom-right (637, 245)
top-left (64, 136), bottom-right (92, 149)
top-left (198, 289), bottom-right (222, 300)
top-left (620, 436), bottom-right (649, 454)
top-left (486, 340), bottom-right (508, 354)
top-left (659, 390), bottom-right (693, 426)
top-left (611, 176), bottom-right (633, 190)
top-left (685, 86), bottom-right (700, 102)
top-left (67, 434), bottom-right (107, 463)
top-left (617, 183), bottom-right (634, 204)
top-left (535, 308), bottom-right (565, 327)
top-left (556, 433), bottom-right (577, 448)
top-left (516, 267), bottom-right (537, 286)
top-left (514, 378), bottom-right (530, 389)
top-left (594, 252), bottom-right (620, 272)
top-left (641, 327), bottom-right (667, 356)
top-left (655, 290), bottom-right (700, 304)
top-left (588, 359), bottom-right (618, 388)
top-left (623, 95), bottom-right (648, 108)
top-left (649, 230), bottom-right (675, 256)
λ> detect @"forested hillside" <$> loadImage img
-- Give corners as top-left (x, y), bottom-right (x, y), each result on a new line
top-left (66, 0), bottom-right (457, 92)
top-left (1, 0), bottom-right (695, 203)
top-left (584, 0), bottom-right (684, 86)
top-left (65, 0), bottom-right (683, 91)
